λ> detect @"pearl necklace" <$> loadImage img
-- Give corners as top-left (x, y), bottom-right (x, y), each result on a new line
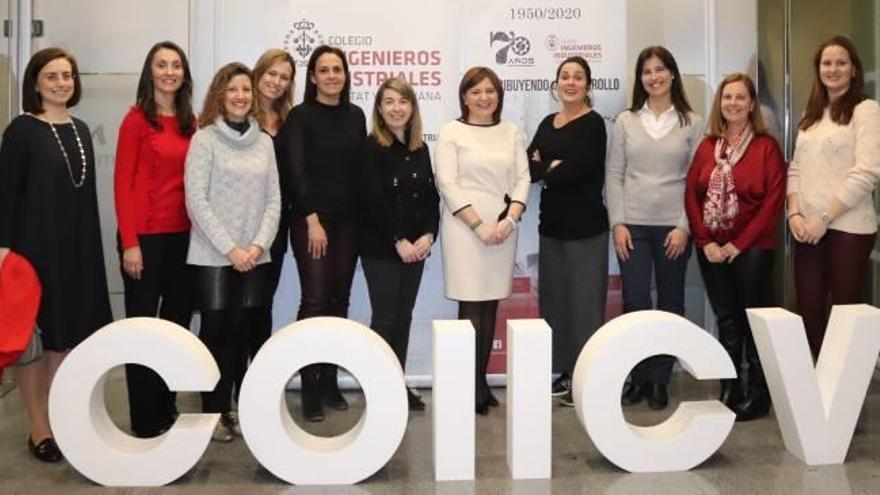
top-left (27, 113), bottom-right (87, 188)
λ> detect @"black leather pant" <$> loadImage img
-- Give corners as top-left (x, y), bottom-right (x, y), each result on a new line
top-left (697, 247), bottom-right (774, 392)
top-left (194, 264), bottom-right (272, 414)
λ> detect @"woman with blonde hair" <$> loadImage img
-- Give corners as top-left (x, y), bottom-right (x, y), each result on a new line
top-left (685, 73), bottom-right (785, 421)
top-left (230, 48), bottom-right (296, 400)
top-left (358, 77), bottom-right (439, 411)
top-left (185, 62), bottom-right (280, 441)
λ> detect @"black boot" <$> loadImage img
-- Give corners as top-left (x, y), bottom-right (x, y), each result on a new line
top-left (719, 378), bottom-right (744, 408)
top-left (301, 365), bottom-right (324, 422)
top-left (647, 383), bottom-right (668, 410)
top-left (621, 382), bottom-right (644, 406)
top-left (733, 390), bottom-right (771, 421)
top-left (320, 364), bottom-right (349, 411)
top-left (734, 351), bottom-right (771, 421)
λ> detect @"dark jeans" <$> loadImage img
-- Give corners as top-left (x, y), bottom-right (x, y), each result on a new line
top-left (118, 232), bottom-right (193, 437)
top-left (794, 230), bottom-right (876, 358)
top-left (194, 264), bottom-right (272, 414)
top-left (539, 232), bottom-right (608, 376)
top-left (361, 256), bottom-right (425, 369)
top-left (697, 247), bottom-right (774, 390)
top-left (618, 225), bottom-right (692, 385)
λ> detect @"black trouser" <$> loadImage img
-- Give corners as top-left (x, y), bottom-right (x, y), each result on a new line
top-left (118, 232), bottom-right (193, 437)
top-left (361, 256), bottom-right (426, 369)
top-left (618, 225), bottom-right (692, 385)
top-left (290, 216), bottom-right (358, 393)
top-left (194, 264), bottom-right (272, 414)
top-left (697, 247), bottom-right (774, 392)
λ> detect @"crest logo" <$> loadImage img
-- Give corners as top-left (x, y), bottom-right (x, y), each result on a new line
top-left (490, 31), bottom-right (533, 66)
top-left (284, 18), bottom-right (324, 67)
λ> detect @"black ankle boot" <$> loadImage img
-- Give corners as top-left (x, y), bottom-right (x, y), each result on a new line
top-left (301, 366), bottom-right (324, 422)
top-left (320, 365), bottom-right (349, 411)
top-left (647, 383), bottom-right (668, 410)
top-left (621, 382), bottom-right (644, 406)
top-left (733, 390), bottom-right (771, 421)
top-left (719, 378), bottom-right (744, 408)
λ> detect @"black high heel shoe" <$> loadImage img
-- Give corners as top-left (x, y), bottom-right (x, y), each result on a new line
top-left (475, 397), bottom-right (490, 415)
top-left (28, 436), bottom-right (62, 463)
top-left (487, 390), bottom-right (499, 407)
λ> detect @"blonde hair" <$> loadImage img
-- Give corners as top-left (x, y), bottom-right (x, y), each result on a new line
top-left (370, 77), bottom-right (424, 152)
top-left (706, 72), bottom-right (768, 137)
top-left (252, 49), bottom-right (296, 129)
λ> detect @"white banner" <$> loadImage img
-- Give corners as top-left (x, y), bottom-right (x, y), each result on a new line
top-left (211, 0), bottom-right (626, 378)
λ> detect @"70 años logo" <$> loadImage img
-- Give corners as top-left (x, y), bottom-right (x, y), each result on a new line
top-left (490, 31), bottom-right (534, 66)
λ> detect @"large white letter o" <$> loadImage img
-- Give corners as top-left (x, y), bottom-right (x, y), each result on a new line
top-left (238, 316), bottom-right (408, 485)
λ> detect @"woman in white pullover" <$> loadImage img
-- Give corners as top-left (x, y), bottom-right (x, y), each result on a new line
top-left (185, 62), bottom-right (280, 442)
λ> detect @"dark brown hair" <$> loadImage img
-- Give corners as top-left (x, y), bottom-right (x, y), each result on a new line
top-left (554, 56), bottom-right (592, 107)
top-left (253, 48), bottom-right (296, 129)
top-left (706, 73), bottom-right (768, 137)
top-left (136, 41), bottom-right (195, 136)
top-left (23, 47), bottom-right (82, 113)
top-left (198, 62), bottom-right (254, 129)
top-left (304, 45), bottom-right (350, 105)
top-left (458, 66), bottom-right (504, 123)
top-left (629, 46), bottom-right (693, 126)
top-left (799, 35), bottom-right (866, 130)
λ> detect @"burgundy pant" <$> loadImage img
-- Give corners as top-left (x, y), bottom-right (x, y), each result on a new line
top-left (290, 216), bottom-right (358, 320)
top-left (794, 229), bottom-right (876, 358)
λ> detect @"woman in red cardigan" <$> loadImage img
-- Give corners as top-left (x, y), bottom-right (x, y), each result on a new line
top-left (113, 41), bottom-right (196, 438)
top-left (685, 72), bottom-right (785, 422)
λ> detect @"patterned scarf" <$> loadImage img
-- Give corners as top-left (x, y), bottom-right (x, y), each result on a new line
top-left (703, 125), bottom-right (753, 233)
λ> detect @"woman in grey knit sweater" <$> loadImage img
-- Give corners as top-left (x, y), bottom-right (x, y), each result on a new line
top-left (605, 46), bottom-right (703, 410)
top-left (184, 62), bottom-right (280, 442)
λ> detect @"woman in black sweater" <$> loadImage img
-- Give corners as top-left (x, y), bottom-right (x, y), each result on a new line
top-left (281, 45), bottom-right (366, 422)
top-left (528, 56), bottom-right (608, 407)
top-left (358, 77), bottom-right (439, 411)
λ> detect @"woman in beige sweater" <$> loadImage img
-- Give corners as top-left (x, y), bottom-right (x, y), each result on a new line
top-left (787, 35), bottom-right (880, 359)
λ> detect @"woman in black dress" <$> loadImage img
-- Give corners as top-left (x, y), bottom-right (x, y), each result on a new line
top-left (0, 48), bottom-right (112, 462)
top-left (281, 45), bottom-right (366, 422)
top-left (358, 77), bottom-right (439, 411)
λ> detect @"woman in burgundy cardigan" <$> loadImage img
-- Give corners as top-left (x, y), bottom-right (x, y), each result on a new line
top-left (113, 41), bottom-right (196, 438)
top-left (685, 73), bottom-right (785, 422)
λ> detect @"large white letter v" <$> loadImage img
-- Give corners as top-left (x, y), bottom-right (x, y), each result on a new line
top-left (747, 305), bottom-right (880, 465)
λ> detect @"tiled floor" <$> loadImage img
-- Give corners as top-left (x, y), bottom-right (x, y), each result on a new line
top-left (1, 370), bottom-right (878, 494)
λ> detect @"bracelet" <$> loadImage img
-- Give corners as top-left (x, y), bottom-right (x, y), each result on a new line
top-left (504, 216), bottom-right (518, 230)
top-left (786, 211), bottom-right (803, 221)
top-left (820, 211), bottom-right (832, 225)
top-left (469, 219), bottom-right (483, 230)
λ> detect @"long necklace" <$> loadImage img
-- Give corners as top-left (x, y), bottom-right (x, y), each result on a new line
top-left (47, 118), bottom-right (88, 188)
top-left (26, 112), bottom-right (88, 188)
